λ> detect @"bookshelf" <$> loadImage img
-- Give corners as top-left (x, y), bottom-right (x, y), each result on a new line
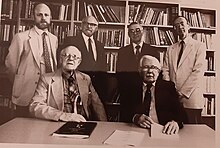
top-left (0, 0), bottom-right (217, 125)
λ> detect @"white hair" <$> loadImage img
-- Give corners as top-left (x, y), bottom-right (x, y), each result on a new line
top-left (139, 55), bottom-right (161, 70)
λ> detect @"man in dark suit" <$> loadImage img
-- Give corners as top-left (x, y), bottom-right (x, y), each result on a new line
top-left (132, 55), bottom-right (186, 134)
top-left (63, 16), bottom-right (106, 100)
top-left (117, 22), bottom-right (160, 122)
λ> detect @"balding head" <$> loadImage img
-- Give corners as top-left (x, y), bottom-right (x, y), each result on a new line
top-left (34, 3), bottom-right (51, 30)
top-left (139, 55), bottom-right (161, 84)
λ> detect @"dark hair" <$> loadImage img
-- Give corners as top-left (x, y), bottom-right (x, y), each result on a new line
top-left (127, 22), bottom-right (141, 28)
top-left (172, 15), bottom-right (189, 26)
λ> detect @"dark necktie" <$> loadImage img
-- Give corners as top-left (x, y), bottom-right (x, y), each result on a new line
top-left (143, 84), bottom-right (152, 116)
top-left (88, 38), bottom-right (95, 61)
top-left (135, 45), bottom-right (141, 60)
top-left (177, 41), bottom-right (184, 67)
top-left (42, 32), bottom-right (52, 73)
top-left (67, 74), bottom-right (82, 114)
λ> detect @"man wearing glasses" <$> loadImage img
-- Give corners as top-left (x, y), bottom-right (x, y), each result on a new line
top-left (63, 16), bottom-right (106, 100)
top-left (133, 55), bottom-right (186, 135)
top-left (29, 46), bottom-right (107, 122)
top-left (117, 22), bottom-right (159, 122)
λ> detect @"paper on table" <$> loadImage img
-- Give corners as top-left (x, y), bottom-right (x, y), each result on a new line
top-left (150, 122), bottom-right (179, 139)
top-left (104, 130), bottom-right (145, 146)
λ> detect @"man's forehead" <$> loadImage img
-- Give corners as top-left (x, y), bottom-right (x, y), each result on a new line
top-left (35, 5), bottom-right (50, 13)
top-left (129, 24), bottom-right (142, 30)
top-left (63, 47), bottom-right (81, 55)
top-left (85, 17), bottom-right (98, 24)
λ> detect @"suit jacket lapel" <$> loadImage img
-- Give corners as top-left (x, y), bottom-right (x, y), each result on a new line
top-left (29, 28), bottom-right (41, 69)
top-left (51, 69), bottom-right (64, 111)
top-left (75, 71), bottom-right (89, 117)
top-left (178, 40), bottom-right (193, 68)
top-left (48, 33), bottom-right (57, 67)
top-left (171, 44), bottom-right (179, 72)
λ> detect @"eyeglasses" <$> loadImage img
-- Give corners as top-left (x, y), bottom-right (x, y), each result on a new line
top-left (61, 53), bottom-right (81, 60)
top-left (82, 22), bottom-right (98, 27)
top-left (141, 65), bottom-right (160, 71)
top-left (129, 28), bottom-right (142, 34)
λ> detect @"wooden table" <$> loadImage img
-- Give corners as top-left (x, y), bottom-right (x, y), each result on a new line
top-left (0, 118), bottom-right (216, 148)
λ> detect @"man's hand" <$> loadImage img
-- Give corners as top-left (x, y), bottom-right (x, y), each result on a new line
top-left (134, 114), bottom-right (154, 129)
top-left (163, 120), bottom-right (179, 135)
top-left (59, 113), bottom-right (86, 122)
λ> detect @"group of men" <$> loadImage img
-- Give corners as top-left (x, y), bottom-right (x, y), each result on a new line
top-left (5, 3), bottom-right (206, 135)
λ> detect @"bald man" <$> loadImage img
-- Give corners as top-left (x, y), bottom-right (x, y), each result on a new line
top-left (5, 3), bottom-right (58, 117)
top-left (130, 55), bottom-right (186, 134)
top-left (63, 16), bottom-right (107, 100)
top-left (29, 46), bottom-right (107, 122)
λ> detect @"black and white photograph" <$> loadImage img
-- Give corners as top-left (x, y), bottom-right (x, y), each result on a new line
top-left (0, 0), bottom-right (219, 147)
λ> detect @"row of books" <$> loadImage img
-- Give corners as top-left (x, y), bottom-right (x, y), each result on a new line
top-left (143, 28), bottom-right (176, 46)
top-left (20, 0), bottom-right (72, 20)
top-left (1, 0), bottom-right (18, 20)
top-left (202, 97), bottom-right (215, 116)
top-left (181, 10), bottom-right (213, 28)
top-left (106, 52), bottom-right (118, 73)
top-left (206, 54), bottom-right (215, 71)
top-left (97, 29), bottom-right (124, 47)
top-left (0, 24), bottom-right (16, 42)
top-left (129, 4), bottom-right (178, 25)
top-left (50, 23), bottom-right (71, 45)
top-left (191, 33), bottom-right (213, 49)
top-left (74, 1), bottom-right (124, 23)
top-left (205, 76), bottom-right (215, 93)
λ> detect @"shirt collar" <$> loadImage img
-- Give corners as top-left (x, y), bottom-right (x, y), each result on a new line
top-left (132, 41), bottom-right (144, 49)
top-left (143, 82), bottom-right (156, 87)
top-left (62, 69), bottom-right (76, 80)
top-left (179, 35), bottom-right (190, 45)
top-left (82, 32), bottom-right (94, 42)
top-left (34, 26), bottom-right (49, 36)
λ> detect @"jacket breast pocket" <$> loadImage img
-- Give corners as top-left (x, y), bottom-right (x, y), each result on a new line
top-left (12, 74), bottom-right (24, 98)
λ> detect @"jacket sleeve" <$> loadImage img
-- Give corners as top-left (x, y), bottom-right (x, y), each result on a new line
top-left (5, 33), bottom-right (24, 82)
top-left (29, 75), bottom-right (63, 121)
top-left (180, 42), bottom-right (206, 98)
top-left (162, 47), bottom-right (171, 81)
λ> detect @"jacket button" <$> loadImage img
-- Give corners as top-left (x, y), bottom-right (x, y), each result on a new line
top-left (35, 82), bottom-right (38, 84)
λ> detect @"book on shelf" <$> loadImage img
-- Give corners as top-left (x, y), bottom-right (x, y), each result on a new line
top-left (52, 121), bottom-right (97, 139)
top-left (205, 76), bottom-right (215, 93)
top-left (202, 97), bottom-right (215, 116)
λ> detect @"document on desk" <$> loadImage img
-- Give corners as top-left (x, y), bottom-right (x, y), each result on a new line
top-left (104, 130), bottom-right (145, 146)
top-left (151, 123), bottom-right (179, 139)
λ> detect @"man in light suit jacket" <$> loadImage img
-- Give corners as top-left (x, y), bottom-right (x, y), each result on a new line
top-left (133, 55), bottom-right (186, 134)
top-left (117, 22), bottom-right (160, 122)
top-left (63, 16), bottom-right (107, 100)
top-left (162, 16), bottom-right (206, 124)
top-left (29, 46), bottom-right (107, 122)
top-left (5, 3), bottom-right (58, 117)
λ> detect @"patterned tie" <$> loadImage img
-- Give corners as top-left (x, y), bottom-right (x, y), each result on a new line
top-left (88, 38), bottom-right (95, 61)
top-left (177, 40), bottom-right (184, 67)
top-left (143, 83), bottom-right (152, 116)
top-left (42, 32), bottom-right (52, 73)
top-left (67, 74), bottom-right (82, 114)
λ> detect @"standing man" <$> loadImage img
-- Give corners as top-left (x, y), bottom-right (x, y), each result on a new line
top-left (133, 55), bottom-right (186, 134)
top-left (162, 16), bottom-right (206, 124)
top-left (5, 3), bottom-right (58, 117)
top-left (63, 16), bottom-right (106, 100)
top-left (117, 22), bottom-right (160, 122)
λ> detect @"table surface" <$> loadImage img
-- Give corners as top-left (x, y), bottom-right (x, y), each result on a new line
top-left (0, 118), bottom-right (216, 148)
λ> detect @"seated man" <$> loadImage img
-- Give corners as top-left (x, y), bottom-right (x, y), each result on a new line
top-left (29, 46), bottom-right (107, 122)
top-left (133, 55), bottom-right (186, 134)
